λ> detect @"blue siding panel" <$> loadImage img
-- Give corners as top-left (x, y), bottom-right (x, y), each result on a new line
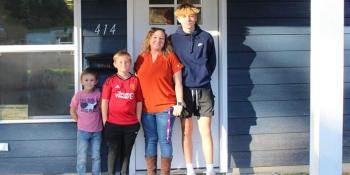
top-left (227, 2), bottom-right (310, 18)
top-left (229, 116), bottom-right (309, 135)
top-left (83, 37), bottom-right (127, 54)
top-left (228, 35), bottom-right (310, 52)
top-left (0, 157), bottom-right (76, 174)
top-left (82, 0), bottom-right (126, 19)
top-left (0, 123), bottom-right (76, 140)
top-left (0, 140), bottom-right (76, 158)
top-left (228, 68), bottom-right (310, 85)
top-left (228, 100), bottom-right (309, 118)
top-left (229, 133), bottom-right (308, 152)
top-left (229, 84), bottom-right (310, 101)
top-left (229, 50), bottom-right (350, 68)
top-left (0, 123), bottom-right (109, 173)
top-left (228, 51), bottom-right (310, 68)
top-left (229, 149), bottom-right (309, 168)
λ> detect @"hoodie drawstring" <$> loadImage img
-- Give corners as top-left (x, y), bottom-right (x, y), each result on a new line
top-left (191, 89), bottom-right (200, 111)
top-left (190, 34), bottom-right (195, 53)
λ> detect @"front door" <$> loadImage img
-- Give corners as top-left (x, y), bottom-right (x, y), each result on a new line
top-left (131, 0), bottom-right (219, 171)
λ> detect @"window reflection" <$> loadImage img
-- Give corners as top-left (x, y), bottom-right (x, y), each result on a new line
top-left (149, 7), bottom-right (175, 25)
top-left (0, 0), bottom-right (74, 45)
top-left (0, 52), bottom-right (74, 117)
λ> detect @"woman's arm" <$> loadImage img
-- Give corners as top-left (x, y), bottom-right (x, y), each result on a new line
top-left (173, 70), bottom-right (183, 116)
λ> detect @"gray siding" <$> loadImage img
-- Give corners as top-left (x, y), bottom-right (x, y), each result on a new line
top-left (227, 0), bottom-right (311, 168)
top-left (227, 0), bottom-right (350, 169)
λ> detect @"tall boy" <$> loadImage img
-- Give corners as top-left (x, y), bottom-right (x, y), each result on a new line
top-left (169, 3), bottom-right (216, 175)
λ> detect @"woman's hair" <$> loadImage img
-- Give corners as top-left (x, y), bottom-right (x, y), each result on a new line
top-left (80, 67), bottom-right (98, 80)
top-left (140, 27), bottom-right (173, 56)
top-left (113, 50), bottom-right (131, 62)
top-left (175, 3), bottom-right (200, 17)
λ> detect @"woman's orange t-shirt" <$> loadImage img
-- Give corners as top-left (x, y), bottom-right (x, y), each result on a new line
top-left (134, 52), bottom-right (184, 112)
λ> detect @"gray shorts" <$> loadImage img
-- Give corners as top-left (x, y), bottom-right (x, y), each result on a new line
top-left (182, 87), bottom-right (215, 118)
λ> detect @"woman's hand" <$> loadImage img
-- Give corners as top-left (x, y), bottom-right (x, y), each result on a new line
top-left (173, 105), bottom-right (183, 117)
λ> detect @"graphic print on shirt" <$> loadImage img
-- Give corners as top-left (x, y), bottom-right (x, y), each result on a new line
top-left (80, 98), bottom-right (98, 112)
top-left (114, 83), bottom-right (136, 100)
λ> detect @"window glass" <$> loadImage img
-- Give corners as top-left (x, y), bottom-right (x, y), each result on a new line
top-left (0, 0), bottom-right (74, 45)
top-left (149, 7), bottom-right (175, 25)
top-left (177, 0), bottom-right (201, 4)
top-left (0, 52), bottom-right (74, 119)
top-left (149, 0), bottom-right (174, 4)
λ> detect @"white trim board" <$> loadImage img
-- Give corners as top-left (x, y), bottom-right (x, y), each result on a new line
top-left (219, 0), bottom-right (228, 173)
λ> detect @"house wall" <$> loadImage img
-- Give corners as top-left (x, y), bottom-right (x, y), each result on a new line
top-left (227, 0), bottom-right (311, 168)
top-left (0, 0), bottom-right (127, 174)
top-left (227, 0), bottom-right (350, 169)
top-left (345, 0), bottom-right (350, 165)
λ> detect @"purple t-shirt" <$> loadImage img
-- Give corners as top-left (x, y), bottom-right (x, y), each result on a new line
top-left (70, 90), bottom-right (102, 132)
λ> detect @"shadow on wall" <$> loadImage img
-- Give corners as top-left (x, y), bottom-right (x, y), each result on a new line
top-left (228, 26), bottom-right (257, 174)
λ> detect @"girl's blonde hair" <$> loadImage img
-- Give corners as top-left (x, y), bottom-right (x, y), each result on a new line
top-left (113, 50), bottom-right (132, 62)
top-left (140, 27), bottom-right (173, 56)
top-left (175, 3), bottom-right (200, 17)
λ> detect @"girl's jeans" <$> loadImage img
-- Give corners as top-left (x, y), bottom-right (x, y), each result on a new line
top-left (141, 108), bottom-right (175, 158)
top-left (76, 130), bottom-right (102, 175)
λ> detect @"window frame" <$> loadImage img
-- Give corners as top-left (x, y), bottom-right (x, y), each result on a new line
top-left (148, 0), bottom-right (202, 26)
top-left (0, 0), bottom-right (81, 124)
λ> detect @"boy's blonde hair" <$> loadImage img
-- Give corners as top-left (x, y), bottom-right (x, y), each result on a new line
top-left (113, 50), bottom-right (132, 62)
top-left (175, 3), bottom-right (200, 17)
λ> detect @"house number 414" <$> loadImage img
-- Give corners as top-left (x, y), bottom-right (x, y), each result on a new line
top-left (94, 24), bottom-right (117, 36)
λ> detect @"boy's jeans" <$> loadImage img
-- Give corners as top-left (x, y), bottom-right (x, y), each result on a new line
top-left (141, 108), bottom-right (175, 157)
top-left (77, 130), bottom-right (102, 175)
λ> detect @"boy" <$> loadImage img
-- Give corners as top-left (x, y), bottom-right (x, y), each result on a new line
top-left (70, 68), bottom-right (102, 175)
top-left (169, 3), bottom-right (216, 175)
top-left (101, 50), bottom-right (143, 175)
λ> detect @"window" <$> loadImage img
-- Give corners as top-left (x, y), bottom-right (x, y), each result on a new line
top-left (0, 0), bottom-right (77, 121)
top-left (149, 0), bottom-right (202, 25)
top-left (0, 0), bottom-right (73, 45)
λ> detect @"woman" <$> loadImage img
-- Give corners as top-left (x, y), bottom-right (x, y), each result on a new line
top-left (134, 27), bottom-right (184, 175)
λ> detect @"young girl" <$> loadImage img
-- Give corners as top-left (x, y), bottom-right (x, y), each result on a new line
top-left (70, 68), bottom-right (102, 175)
top-left (101, 50), bottom-right (143, 175)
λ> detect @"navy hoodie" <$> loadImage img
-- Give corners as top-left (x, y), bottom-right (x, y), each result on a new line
top-left (169, 25), bottom-right (216, 88)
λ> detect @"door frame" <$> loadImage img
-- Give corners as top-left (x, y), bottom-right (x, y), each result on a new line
top-left (127, 0), bottom-right (228, 173)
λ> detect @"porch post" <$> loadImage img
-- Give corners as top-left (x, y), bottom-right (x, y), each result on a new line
top-left (219, 0), bottom-right (228, 173)
top-left (310, 0), bottom-right (344, 174)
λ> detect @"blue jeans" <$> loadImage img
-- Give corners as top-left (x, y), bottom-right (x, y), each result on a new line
top-left (141, 108), bottom-right (175, 158)
top-left (77, 130), bottom-right (102, 175)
